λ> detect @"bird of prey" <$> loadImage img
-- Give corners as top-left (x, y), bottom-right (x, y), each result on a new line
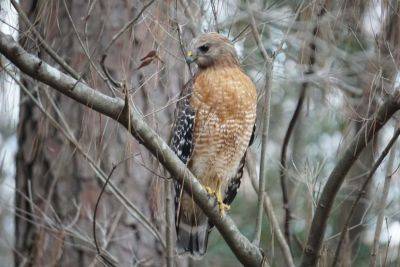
top-left (170, 32), bottom-right (257, 257)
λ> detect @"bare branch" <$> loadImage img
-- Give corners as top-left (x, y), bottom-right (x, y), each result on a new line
top-left (331, 127), bottom-right (400, 267)
top-left (102, 0), bottom-right (156, 55)
top-left (164, 180), bottom-right (174, 267)
top-left (6, 68), bottom-right (165, 249)
top-left (279, 2), bottom-right (325, 246)
top-left (0, 32), bottom-right (264, 267)
top-left (300, 98), bottom-right (400, 267)
top-left (93, 165), bottom-right (118, 267)
top-left (246, 0), bottom-right (274, 247)
top-left (210, 0), bottom-right (220, 33)
top-left (177, 0), bottom-right (198, 36)
top-left (279, 84), bottom-right (306, 245)
top-left (10, 0), bottom-right (80, 80)
top-left (247, 152), bottom-right (295, 267)
top-left (369, 132), bottom-right (398, 267)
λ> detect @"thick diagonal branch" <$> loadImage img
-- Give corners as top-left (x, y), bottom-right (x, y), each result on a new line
top-left (0, 32), bottom-right (264, 267)
top-left (300, 97), bottom-right (400, 267)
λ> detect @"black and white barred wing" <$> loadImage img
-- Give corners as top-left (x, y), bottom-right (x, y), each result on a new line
top-left (170, 79), bottom-right (195, 164)
top-left (223, 124), bottom-right (256, 205)
top-left (170, 79), bottom-right (195, 217)
top-left (170, 79), bottom-right (205, 255)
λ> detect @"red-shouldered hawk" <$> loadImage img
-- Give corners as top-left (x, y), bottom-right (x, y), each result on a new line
top-left (171, 32), bottom-right (257, 257)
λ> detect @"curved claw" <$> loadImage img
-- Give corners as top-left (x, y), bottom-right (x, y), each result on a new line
top-left (204, 186), bottom-right (215, 196)
top-left (203, 182), bottom-right (230, 215)
top-left (218, 201), bottom-right (230, 215)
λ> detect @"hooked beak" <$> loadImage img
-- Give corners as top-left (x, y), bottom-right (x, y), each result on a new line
top-left (185, 50), bottom-right (197, 63)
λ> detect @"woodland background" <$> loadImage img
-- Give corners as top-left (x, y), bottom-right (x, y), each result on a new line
top-left (0, 0), bottom-right (400, 266)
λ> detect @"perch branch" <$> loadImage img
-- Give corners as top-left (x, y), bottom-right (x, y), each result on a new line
top-left (10, 0), bottom-right (80, 79)
top-left (0, 32), bottom-right (264, 267)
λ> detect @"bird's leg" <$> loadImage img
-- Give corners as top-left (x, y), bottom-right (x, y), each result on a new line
top-left (216, 179), bottom-right (230, 215)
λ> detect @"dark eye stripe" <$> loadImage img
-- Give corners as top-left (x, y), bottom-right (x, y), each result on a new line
top-left (198, 45), bottom-right (209, 53)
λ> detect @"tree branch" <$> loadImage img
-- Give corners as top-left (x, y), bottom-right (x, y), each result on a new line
top-left (369, 130), bottom-right (398, 267)
top-left (331, 127), bottom-right (400, 267)
top-left (300, 97), bottom-right (400, 266)
top-left (0, 32), bottom-right (264, 267)
top-left (279, 2), bottom-right (325, 246)
top-left (247, 152), bottom-right (295, 267)
top-left (10, 0), bottom-right (80, 80)
top-left (164, 179), bottom-right (174, 267)
top-left (6, 68), bottom-right (165, 249)
top-left (247, 0), bottom-right (274, 246)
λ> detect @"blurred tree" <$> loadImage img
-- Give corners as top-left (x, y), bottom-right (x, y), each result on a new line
top-left (14, 1), bottom-right (190, 266)
top-left (0, 1), bottom-right (18, 266)
top-left (335, 1), bottom-right (375, 265)
top-left (1, 0), bottom-right (399, 266)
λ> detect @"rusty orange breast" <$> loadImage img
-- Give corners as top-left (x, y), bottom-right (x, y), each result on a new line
top-left (189, 65), bottom-right (257, 183)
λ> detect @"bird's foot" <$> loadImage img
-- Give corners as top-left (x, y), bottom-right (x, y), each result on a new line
top-left (204, 185), bottom-right (230, 215)
top-left (216, 190), bottom-right (230, 216)
top-left (217, 201), bottom-right (230, 216)
top-left (204, 186), bottom-right (215, 196)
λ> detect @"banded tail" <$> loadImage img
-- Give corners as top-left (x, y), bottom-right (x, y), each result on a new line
top-left (176, 206), bottom-right (211, 257)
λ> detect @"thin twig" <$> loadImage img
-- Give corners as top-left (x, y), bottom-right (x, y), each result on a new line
top-left (232, 24), bottom-right (251, 43)
top-left (98, 0), bottom-right (156, 95)
top-left (279, 84), bottom-right (306, 245)
top-left (10, 0), bottom-right (80, 79)
top-left (382, 223), bottom-right (391, 267)
top-left (164, 179), bottom-right (174, 267)
top-left (330, 128), bottom-right (400, 267)
top-left (247, 152), bottom-right (295, 267)
top-left (102, 0), bottom-right (156, 55)
top-left (174, 0), bottom-right (193, 74)
top-left (246, 0), bottom-right (274, 246)
top-left (210, 0), bottom-right (220, 33)
top-left (369, 132), bottom-right (398, 267)
top-left (178, 0), bottom-right (197, 36)
top-left (279, 3), bottom-right (324, 246)
top-left (5, 67), bottom-right (165, 249)
top-left (0, 31), bottom-right (265, 267)
top-left (93, 165), bottom-right (118, 267)
top-left (61, 0), bottom-right (117, 97)
top-left (100, 54), bottom-right (122, 88)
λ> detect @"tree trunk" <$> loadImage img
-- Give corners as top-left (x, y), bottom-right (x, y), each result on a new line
top-left (15, 1), bottom-right (188, 266)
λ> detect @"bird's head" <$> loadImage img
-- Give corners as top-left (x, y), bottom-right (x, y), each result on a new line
top-left (186, 32), bottom-right (239, 69)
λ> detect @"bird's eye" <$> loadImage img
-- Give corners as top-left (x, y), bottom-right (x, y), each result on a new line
top-left (198, 45), bottom-right (209, 53)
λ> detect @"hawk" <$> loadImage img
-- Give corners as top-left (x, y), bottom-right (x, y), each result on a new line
top-left (170, 32), bottom-right (257, 257)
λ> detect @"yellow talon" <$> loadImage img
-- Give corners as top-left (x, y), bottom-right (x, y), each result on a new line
top-left (218, 201), bottom-right (230, 215)
top-left (204, 181), bottom-right (230, 215)
top-left (204, 186), bottom-right (215, 195)
top-left (216, 181), bottom-right (230, 215)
